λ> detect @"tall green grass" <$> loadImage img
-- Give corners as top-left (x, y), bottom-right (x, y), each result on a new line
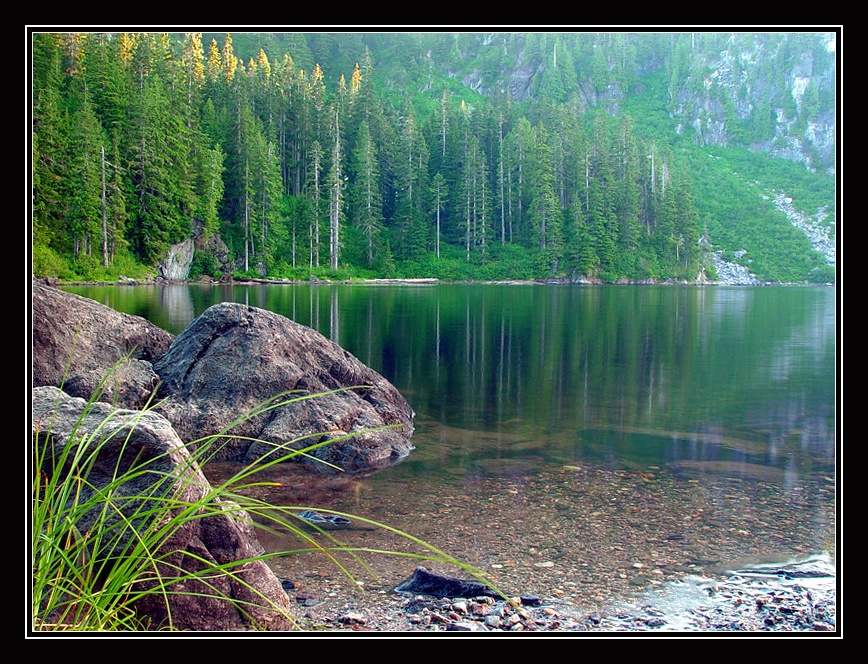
top-left (32, 368), bottom-right (501, 631)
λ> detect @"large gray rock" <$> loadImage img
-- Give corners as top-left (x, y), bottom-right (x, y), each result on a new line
top-left (153, 303), bottom-right (415, 473)
top-left (32, 386), bottom-right (294, 631)
top-left (158, 238), bottom-right (195, 281)
top-left (32, 283), bottom-right (174, 408)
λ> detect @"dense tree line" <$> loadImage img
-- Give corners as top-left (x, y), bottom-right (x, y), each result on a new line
top-left (32, 32), bottom-right (704, 280)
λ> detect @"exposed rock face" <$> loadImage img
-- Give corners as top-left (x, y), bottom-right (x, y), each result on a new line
top-left (153, 303), bottom-right (415, 473)
top-left (32, 283), bottom-right (174, 408)
top-left (442, 33), bottom-right (835, 171)
top-left (709, 251), bottom-right (761, 285)
top-left (773, 193), bottom-right (836, 264)
top-left (31, 386), bottom-right (294, 631)
top-left (193, 220), bottom-right (233, 275)
top-left (669, 33), bottom-right (836, 171)
top-left (158, 238), bottom-right (195, 281)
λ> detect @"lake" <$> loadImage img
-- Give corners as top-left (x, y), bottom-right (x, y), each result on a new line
top-left (63, 283), bottom-right (837, 614)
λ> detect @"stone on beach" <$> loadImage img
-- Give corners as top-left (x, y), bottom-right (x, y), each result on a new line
top-left (394, 566), bottom-right (500, 599)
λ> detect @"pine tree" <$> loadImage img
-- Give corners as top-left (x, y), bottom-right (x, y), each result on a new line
top-left (350, 121), bottom-right (383, 266)
top-left (127, 72), bottom-right (194, 262)
top-left (675, 174), bottom-right (700, 272)
top-left (430, 173), bottom-right (448, 259)
top-left (33, 42), bottom-right (68, 248)
top-left (326, 104), bottom-right (345, 270)
top-left (439, 89), bottom-right (449, 160)
top-left (616, 116), bottom-right (641, 271)
top-left (655, 185), bottom-right (678, 267)
top-left (107, 134), bottom-right (128, 262)
top-left (589, 179), bottom-right (616, 272)
top-left (194, 140), bottom-right (224, 238)
top-left (529, 127), bottom-right (562, 266)
top-left (206, 38), bottom-right (222, 82)
top-left (67, 92), bottom-right (103, 258)
top-left (305, 140), bottom-right (324, 267)
top-left (565, 197), bottom-right (597, 276)
top-left (222, 33), bottom-right (238, 82)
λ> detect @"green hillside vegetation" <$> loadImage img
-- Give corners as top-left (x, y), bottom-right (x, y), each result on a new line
top-left (31, 32), bottom-right (835, 283)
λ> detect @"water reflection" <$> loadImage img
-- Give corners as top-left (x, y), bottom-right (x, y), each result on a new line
top-left (158, 285), bottom-right (194, 325)
top-left (63, 284), bottom-right (836, 486)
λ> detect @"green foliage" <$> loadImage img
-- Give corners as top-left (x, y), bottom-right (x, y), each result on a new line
top-left (32, 245), bottom-right (77, 280)
top-left (188, 250), bottom-right (221, 280)
top-left (31, 32), bottom-right (835, 285)
top-left (808, 264), bottom-right (835, 284)
top-left (32, 244), bottom-right (153, 281)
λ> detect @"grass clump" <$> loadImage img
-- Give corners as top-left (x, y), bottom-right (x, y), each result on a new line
top-left (32, 369), bottom-right (499, 632)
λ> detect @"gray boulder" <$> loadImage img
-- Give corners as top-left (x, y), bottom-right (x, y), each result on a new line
top-left (32, 386), bottom-right (294, 631)
top-left (153, 302), bottom-right (415, 473)
top-left (32, 283), bottom-right (173, 409)
top-left (157, 238), bottom-right (195, 281)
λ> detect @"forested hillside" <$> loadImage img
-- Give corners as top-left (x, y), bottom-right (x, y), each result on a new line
top-left (31, 31), bottom-right (836, 283)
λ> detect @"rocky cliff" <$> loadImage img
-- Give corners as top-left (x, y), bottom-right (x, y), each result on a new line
top-left (668, 33), bottom-right (835, 172)
top-left (410, 32), bottom-right (836, 172)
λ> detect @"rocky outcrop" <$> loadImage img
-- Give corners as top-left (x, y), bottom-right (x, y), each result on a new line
top-left (773, 193), bottom-right (835, 264)
top-left (32, 386), bottom-right (294, 631)
top-left (32, 283), bottom-right (174, 408)
top-left (158, 238), bottom-right (195, 281)
top-left (153, 303), bottom-right (415, 473)
top-left (708, 251), bottom-right (761, 285)
top-left (669, 33), bottom-right (836, 171)
top-left (193, 220), bottom-right (233, 275)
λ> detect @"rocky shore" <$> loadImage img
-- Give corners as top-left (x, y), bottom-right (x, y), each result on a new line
top-left (31, 284), bottom-right (417, 630)
top-left (217, 442), bottom-right (836, 635)
top-left (276, 557), bottom-right (836, 633)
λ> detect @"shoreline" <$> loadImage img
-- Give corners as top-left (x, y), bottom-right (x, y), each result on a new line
top-left (43, 276), bottom-right (835, 288)
top-left (205, 454), bottom-right (836, 633)
top-left (284, 555), bottom-right (836, 633)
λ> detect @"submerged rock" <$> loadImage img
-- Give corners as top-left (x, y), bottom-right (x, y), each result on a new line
top-left (394, 566), bottom-right (500, 599)
top-left (153, 302), bottom-right (415, 473)
top-left (32, 283), bottom-right (173, 409)
top-left (31, 386), bottom-right (294, 631)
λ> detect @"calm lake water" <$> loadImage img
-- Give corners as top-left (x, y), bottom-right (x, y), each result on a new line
top-left (63, 283), bottom-right (837, 612)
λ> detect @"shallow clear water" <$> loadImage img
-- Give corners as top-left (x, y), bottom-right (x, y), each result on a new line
top-left (63, 283), bottom-right (837, 609)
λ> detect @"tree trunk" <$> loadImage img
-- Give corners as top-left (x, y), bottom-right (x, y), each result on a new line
top-left (101, 145), bottom-right (108, 268)
top-left (244, 159), bottom-right (250, 272)
top-left (499, 118), bottom-right (505, 244)
top-left (436, 194), bottom-right (441, 259)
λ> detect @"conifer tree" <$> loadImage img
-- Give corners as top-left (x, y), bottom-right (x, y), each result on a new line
top-left (430, 173), bottom-right (448, 259)
top-left (107, 134), bottom-right (128, 262)
top-left (222, 33), bottom-right (237, 82)
top-left (327, 104), bottom-right (345, 270)
top-left (33, 43), bottom-right (68, 247)
top-left (529, 128), bottom-right (562, 266)
top-left (350, 121), bottom-right (383, 266)
top-left (206, 38), bottom-right (222, 82)
top-left (67, 93), bottom-right (103, 259)
top-left (306, 140), bottom-right (324, 267)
